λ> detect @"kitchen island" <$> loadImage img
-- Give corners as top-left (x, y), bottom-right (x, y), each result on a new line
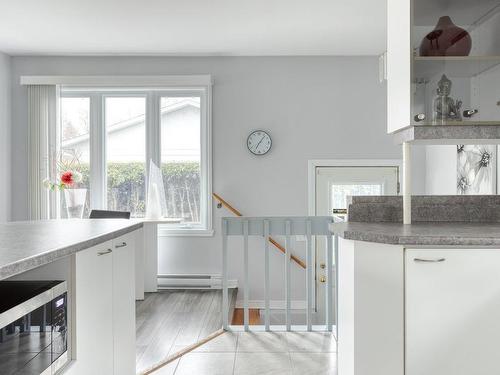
top-left (0, 219), bottom-right (143, 375)
top-left (331, 196), bottom-right (500, 375)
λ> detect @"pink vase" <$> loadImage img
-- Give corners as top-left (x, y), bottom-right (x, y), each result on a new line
top-left (420, 16), bottom-right (471, 57)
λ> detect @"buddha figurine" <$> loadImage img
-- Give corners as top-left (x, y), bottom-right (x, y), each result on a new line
top-left (433, 74), bottom-right (462, 124)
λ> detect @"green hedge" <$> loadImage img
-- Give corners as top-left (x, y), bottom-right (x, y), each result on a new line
top-left (78, 162), bottom-right (200, 220)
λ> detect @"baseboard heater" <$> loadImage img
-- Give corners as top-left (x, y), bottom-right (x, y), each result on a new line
top-left (157, 274), bottom-right (238, 290)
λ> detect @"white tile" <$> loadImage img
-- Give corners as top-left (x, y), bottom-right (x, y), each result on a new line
top-left (290, 353), bottom-right (337, 375)
top-left (234, 352), bottom-right (292, 375)
top-left (193, 332), bottom-right (238, 352)
top-left (237, 332), bottom-right (288, 352)
top-left (150, 358), bottom-right (180, 375)
top-left (174, 352), bottom-right (235, 375)
top-left (286, 332), bottom-right (336, 352)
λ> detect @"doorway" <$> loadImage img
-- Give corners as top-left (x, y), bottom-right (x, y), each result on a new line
top-left (309, 160), bottom-right (401, 323)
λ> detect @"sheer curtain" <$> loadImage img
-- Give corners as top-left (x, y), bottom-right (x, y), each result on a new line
top-left (27, 85), bottom-right (59, 220)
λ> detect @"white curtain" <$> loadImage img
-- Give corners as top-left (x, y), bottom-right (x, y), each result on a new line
top-left (28, 85), bottom-right (58, 220)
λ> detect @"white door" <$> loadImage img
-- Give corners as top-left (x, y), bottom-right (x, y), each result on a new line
top-left (72, 242), bottom-right (114, 375)
top-left (315, 166), bottom-right (399, 323)
top-left (406, 249), bottom-right (500, 375)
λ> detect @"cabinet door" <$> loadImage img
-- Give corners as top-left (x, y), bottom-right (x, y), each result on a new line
top-left (112, 232), bottom-right (136, 375)
top-left (73, 241), bottom-right (114, 375)
top-left (406, 249), bottom-right (500, 375)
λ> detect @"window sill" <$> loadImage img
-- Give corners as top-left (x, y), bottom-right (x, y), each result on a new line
top-left (158, 228), bottom-right (215, 237)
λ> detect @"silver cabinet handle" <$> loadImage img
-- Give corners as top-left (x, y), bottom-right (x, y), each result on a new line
top-left (414, 258), bottom-right (445, 263)
top-left (115, 242), bottom-right (127, 248)
top-left (97, 249), bottom-right (113, 256)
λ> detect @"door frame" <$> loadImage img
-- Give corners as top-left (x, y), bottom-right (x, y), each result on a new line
top-left (307, 159), bottom-right (403, 216)
top-left (307, 159), bottom-right (402, 320)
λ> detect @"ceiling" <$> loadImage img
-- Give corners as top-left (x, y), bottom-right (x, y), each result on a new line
top-left (0, 0), bottom-right (387, 56)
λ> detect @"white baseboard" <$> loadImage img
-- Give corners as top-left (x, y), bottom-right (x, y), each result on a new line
top-left (235, 300), bottom-right (307, 310)
top-left (157, 274), bottom-right (238, 290)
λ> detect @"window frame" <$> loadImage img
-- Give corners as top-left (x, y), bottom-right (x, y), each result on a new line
top-left (58, 85), bottom-right (213, 235)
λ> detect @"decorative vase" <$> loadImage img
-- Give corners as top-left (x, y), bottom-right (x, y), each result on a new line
top-left (64, 188), bottom-right (87, 219)
top-left (419, 16), bottom-right (471, 57)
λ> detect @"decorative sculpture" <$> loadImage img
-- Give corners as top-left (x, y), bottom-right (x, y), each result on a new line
top-left (433, 74), bottom-right (462, 124)
top-left (420, 16), bottom-right (471, 56)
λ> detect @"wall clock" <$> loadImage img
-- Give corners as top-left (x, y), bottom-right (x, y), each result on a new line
top-left (247, 130), bottom-right (272, 155)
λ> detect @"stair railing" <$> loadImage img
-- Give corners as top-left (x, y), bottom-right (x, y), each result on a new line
top-left (221, 216), bottom-right (335, 333)
top-left (213, 193), bottom-right (306, 269)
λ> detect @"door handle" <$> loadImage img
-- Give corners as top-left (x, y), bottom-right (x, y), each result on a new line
top-left (413, 258), bottom-right (445, 263)
top-left (114, 242), bottom-right (127, 248)
top-left (97, 249), bottom-right (113, 256)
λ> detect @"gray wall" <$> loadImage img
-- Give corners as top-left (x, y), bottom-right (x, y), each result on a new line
top-left (10, 56), bottom-right (401, 302)
top-left (0, 52), bottom-right (11, 222)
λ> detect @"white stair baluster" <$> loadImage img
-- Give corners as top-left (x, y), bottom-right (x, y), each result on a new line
top-left (264, 219), bottom-right (271, 331)
top-left (306, 220), bottom-right (313, 331)
top-left (285, 220), bottom-right (292, 331)
top-left (222, 219), bottom-right (229, 330)
top-left (243, 220), bottom-right (249, 331)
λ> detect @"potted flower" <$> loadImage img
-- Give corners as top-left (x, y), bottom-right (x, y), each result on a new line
top-left (43, 151), bottom-right (87, 218)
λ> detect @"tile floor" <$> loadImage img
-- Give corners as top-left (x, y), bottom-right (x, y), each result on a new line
top-left (151, 331), bottom-right (337, 375)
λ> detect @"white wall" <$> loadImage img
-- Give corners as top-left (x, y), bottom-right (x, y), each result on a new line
top-left (0, 52), bottom-right (11, 222)
top-left (10, 56), bottom-right (401, 303)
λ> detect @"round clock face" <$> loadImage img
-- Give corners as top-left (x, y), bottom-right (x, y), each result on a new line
top-left (247, 130), bottom-right (272, 155)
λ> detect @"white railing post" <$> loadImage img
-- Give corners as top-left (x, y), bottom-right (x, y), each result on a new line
top-left (222, 219), bottom-right (229, 330)
top-left (285, 220), bottom-right (292, 331)
top-left (334, 234), bottom-right (339, 338)
top-left (326, 234), bottom-right (333, 332)
top-left (306, 220), bottom-right (313, 331)
top-left (264, 219), bottom-right (271, 331)
top-left (243, 220), bottom-right (250, 331)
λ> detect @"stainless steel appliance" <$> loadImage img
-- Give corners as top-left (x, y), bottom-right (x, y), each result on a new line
top-left (0, 280), bottom-right (68, 375)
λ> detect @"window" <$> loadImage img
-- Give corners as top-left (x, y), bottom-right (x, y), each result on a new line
top-left (56, 86), bottom-right (212, 234)
top-left (105, 96), bottom-right (146, 217)
top-left (161, 96), bottom-right (201, 223)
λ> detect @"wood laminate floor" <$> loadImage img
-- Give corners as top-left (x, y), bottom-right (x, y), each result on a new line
top-left (136, 290), bottom-right (224, 373)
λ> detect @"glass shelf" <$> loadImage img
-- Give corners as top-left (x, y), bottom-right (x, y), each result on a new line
top-left (414, 56), bottom-right (500, 79)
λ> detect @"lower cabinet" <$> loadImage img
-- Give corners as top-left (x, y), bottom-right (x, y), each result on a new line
top-left (406, 249), bottom-right (500, 375)
top-left (69, 232), bottom-right (136, 375)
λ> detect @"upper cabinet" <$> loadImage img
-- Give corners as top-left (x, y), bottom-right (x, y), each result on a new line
top-left (387, 0), bottom-right (500, 133)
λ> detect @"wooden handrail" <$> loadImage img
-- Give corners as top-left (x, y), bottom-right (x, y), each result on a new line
top-left (213, 193), bottom-right (243, 216)
top-left (213, 192), bottom-right (306, 269)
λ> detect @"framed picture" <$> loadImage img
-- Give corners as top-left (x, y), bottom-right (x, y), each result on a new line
top-left (457, 145), bottom-right (497, 195)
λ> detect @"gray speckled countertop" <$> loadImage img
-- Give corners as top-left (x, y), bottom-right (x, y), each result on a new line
top-left (0, 219), bottom-right (143, 280)
top-left (330, 222), bottom-right (500, 246)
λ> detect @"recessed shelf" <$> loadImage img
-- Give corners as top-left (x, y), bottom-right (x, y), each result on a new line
top-left (414, 120), bottom-right (500, 126)
top-left (414, 56), bottom-right (500, 79)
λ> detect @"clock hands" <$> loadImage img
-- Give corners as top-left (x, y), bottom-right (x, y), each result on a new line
top-left (254, 135), bottom-right (266, 152)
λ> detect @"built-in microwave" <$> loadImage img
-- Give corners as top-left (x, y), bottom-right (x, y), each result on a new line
top-left (0, 280), bottom-right (68, 375)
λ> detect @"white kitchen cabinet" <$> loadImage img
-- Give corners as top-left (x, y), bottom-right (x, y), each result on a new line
top-left (72, 241), bottom-right (114, 375)
top-left (69, 232), bottom-right (137, 375)
top-left (387, 0), bottom-right (500, 133)
top-left (406, 249), bottom-right (500, 375)
top-left (112, 232), bottom-right (136, 375)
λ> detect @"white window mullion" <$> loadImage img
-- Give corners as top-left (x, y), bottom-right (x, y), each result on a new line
top-left (200, 87), bottom-right (212, 232)
top-left (90, 93), bottom-right (105, 210)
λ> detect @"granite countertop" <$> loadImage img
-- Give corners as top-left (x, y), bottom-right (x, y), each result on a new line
top-left (0, 219), bottom-right (143, 280)
top-left (330, 222), bottom-right (500, 246)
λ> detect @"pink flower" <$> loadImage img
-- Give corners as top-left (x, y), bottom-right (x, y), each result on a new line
top-left (61, 171), bottom-right (74, 186)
